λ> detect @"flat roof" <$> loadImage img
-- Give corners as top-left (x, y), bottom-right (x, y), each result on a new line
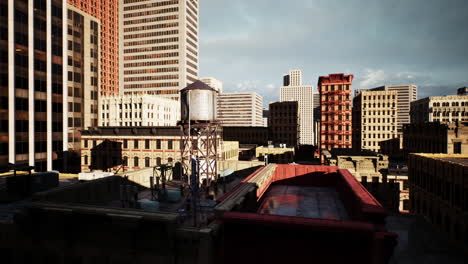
top-left (413, 154), bottom-right (468, 167)
top-left (258, 185), bottom-right (349, 221)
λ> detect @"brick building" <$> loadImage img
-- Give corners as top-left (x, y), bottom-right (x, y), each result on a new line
top-left (317, 73), bottom-right (353, 153)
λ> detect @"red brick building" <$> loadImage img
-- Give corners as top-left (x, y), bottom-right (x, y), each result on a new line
top-left (318, 74), bottom-right (353, 154)
top-left (68, 0), bottom-right (119, 95)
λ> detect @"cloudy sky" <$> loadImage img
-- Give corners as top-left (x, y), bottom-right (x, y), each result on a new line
top-left (198, 0), bottom-right (468, 105)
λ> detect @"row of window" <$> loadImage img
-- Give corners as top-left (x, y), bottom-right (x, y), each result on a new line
top-left (124, 29), bottom-right (178, 40)
top-left (124, 74), bottom-right (178, 82)
top-left (123, 0), bottom-right (178, 11)
top-left (124, 67), bottom-right (178, 75)
top-left (124, 14), bottom-right (178, 26)
top-left (124, 82), bottom-right (178, 89)
top-left (124, 7), bottom-right (179, 19)
top-left (124, 44), bottom-right (178, 54)
top-left (83, 155), bottom-right (173, 167)
top-left (124, 52), bottom-right (179, 61)
top-left (363, 95), bottom-right (396, 101)
top-left (124, 22), bottom-right (178, 33)
top-left (124, 36), bottom-right (178, 47)
top-left (84, 139), bottom-right (176, 150)
top-left (433, 102), bottom-right (467, 107)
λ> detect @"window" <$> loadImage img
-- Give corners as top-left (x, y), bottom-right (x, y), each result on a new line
top-left (134, 139), bottom-right (138, 149)
top-left (403, 199), bottom-right (409, 211)
top-left (145, 157), bottom-right (150, 167)
top-left (454, 142), bottom-right (462, 154)
top-left (156, 139), bottom-right (161, 149)
top-left (134, 157), bottom-right (139, 167)
top-left (168, 140), bottom-right (173, 149)
top-left (93, 140), bottom-right (97, 147)
top-left (123, 156), bottom-right (128, 166)
top-left (145, 139), bottom-right (150, 149)
top-left (123, 139), bottom-right (128, 149)
top-left (84, 140), bottom-right (88, 148)
top-left (156, 157), bottom-right (161, 165)
top-left (84, 155), bottom-right (88, 165)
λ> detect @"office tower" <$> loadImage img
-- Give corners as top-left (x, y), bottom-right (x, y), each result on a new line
top-left (200, 77), bottom-right (223, 92)
top-left (68, 0), bottom-right (119, 96)
top-left (99, 94), bottom-right (180, 127)
top-left (410, 94), bottom-right (468, 124)
top-left (120, 0), bottom-right (199, 100)
top-left (352, 90), bottom-right (398, 153)
top-left (269, 101), bottom-right (299, 147)
top-left (0, 0), bottom-right (67, 171)
top-left (66, 6), bottom-right (100, 160)
top-left (217, 92), bottom-right (263, 127)
top-left (280, 69), bottom-right (314, 145)
top-left (318, 73), bottom-right (353, 152)
top-left (370, 85), bottom-right (417, 132)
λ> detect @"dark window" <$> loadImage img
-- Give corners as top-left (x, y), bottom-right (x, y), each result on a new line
top-left (123, 139), bottom-right (128, 149)
top-left (15, 142), bottom-right (28, 154)
top-left (123, 156), bottom-right (128, 166)
top-left (454, 142), bottom-right (462, 154)
top-left (168, 140), bottom-right (173, 149)
top-left (134, 140), bottom-right (138, 149)
top-left (84, 140), bottom-right (88, 148)
top-left (84, 155), bottom-right (88, 165)
top-left (15, 120), bottom-right (28, 132)
top-left (403, 199), bottom-right (409, 211)
top-left (156, 139), bottom-right (161, 149)
top-left (145, 157), bottom-right (150, 167)
top-left (145, 139), bottom-right (150, 149)
top-left (156, 157), bottom-right (161, 165)
top-left (93, 140), bottom-right (96, 147)
top-left (15, 97), bottom-right (28, 111)
top-left (134, 157), bottom-right (139, 167)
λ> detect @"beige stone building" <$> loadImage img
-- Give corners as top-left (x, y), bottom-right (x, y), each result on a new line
top-left (67, 6), bottom-right (100, 153)
top-left (408, 153), bottom-right (468, 250)
top-left (217, 92), bottom-right (264, 127)
top-left (410, 94), bottom-right (468, 124)
top-left (80, 127), bottom-right (238, 173)
top-left (352, 90), bottom-right (398, 153)
top-left (370, 85), bottom-right (417, 132)
top-left (403, 121), bottom-right (468, 156)
top-left (99, 94), bottom-right (180, 127)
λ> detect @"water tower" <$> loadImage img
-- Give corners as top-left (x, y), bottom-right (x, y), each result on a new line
top-left (179, 80), bottom-right (220, 187)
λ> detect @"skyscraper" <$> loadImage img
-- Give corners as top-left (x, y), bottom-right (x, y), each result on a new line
top-left (280, 69), bottom-right (314, 145)
top-left (68, 0), bottom-right (119, 96)
top-left (1, 0), bottom-right (67, 171)
top-left (119, 0), bottom-right (199, 100)
top-left (318, 73), bottom-right (353, 152)
top-left (370, 85), bottom-right (417, 132)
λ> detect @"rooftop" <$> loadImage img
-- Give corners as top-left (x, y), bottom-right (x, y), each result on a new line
top-left (413, 154), bottom-right (468, 167)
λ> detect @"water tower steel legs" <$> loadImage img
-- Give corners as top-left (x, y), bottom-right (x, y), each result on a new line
top-left (180, 121), bottom-right (219, 187)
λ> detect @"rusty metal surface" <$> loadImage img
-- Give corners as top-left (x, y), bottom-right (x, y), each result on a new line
top-left (258, 185), bottom-right (349, 220)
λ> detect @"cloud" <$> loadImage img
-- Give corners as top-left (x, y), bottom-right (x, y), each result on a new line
top-left (199, 0), bottom-right (468, 106)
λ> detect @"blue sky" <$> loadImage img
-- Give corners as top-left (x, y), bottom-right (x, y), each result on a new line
top-left (198, 0), bottom-right (468, 106)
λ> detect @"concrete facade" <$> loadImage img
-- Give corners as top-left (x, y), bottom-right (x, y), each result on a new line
top-left (410, 94), bottom-right (468, 124)
top-left (318, 73), bottom-right (353, 152)
top-left (99, 94), bottom-right (180, 127)
top-left (217, 92), bottom-right (263, 127)
top-left (370, 85), bottom-right (417, 132)
top-left (68, 0), bottom-right (119, 95)
top-left (280, 69), bottom-right (314, 145)
top-left (352, 90), bottom-right (398, 153)
top-left (408, 153), bottom-right (468, 250)
top-left (119, 0), bottom-right (199, 99)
